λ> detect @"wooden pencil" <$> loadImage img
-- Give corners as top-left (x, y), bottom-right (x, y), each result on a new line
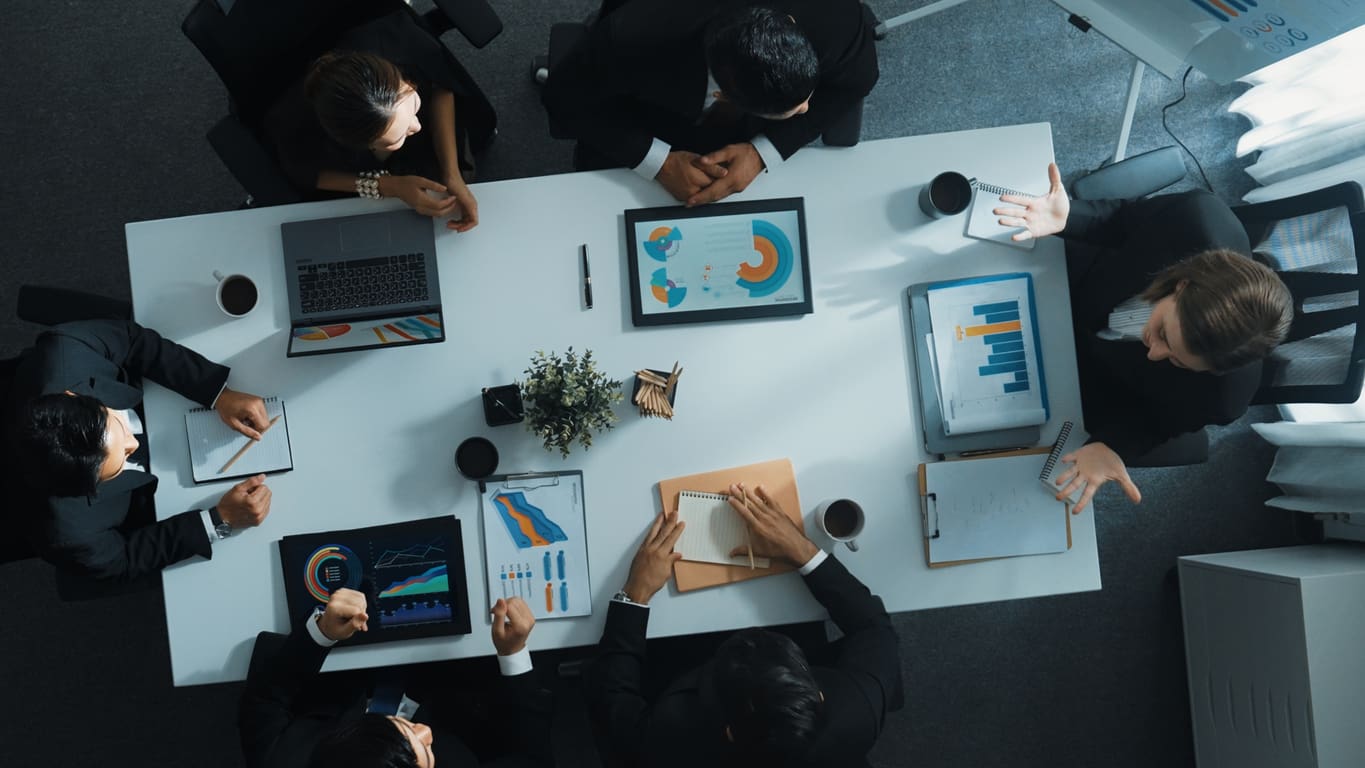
top-left (219, 415), bottom-right (282, 474)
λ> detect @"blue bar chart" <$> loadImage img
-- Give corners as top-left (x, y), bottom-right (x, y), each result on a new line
top-left (958, 299), bottom-right (1031, 394)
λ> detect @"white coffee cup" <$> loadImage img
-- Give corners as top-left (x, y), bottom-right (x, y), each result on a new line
top-left (213, 270), bottom-right (258, 317)
top-left (814, 498), bottom-right (865, 552)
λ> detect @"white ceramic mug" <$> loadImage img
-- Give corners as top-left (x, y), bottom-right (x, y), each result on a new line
top-left (814, 498), bottom-right (865, 552)
top-left (213, 270), bottom-right (258, 317)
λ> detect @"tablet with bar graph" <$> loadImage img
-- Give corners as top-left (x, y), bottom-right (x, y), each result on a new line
top-left (925, 272), bottom-right (1049, 436)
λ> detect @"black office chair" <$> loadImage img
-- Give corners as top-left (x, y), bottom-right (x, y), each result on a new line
top-left (533, 1), bottom-right (870, 148)
top-left (182, 0), bottom-right (502, 207)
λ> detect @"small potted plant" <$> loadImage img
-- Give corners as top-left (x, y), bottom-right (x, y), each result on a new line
top-left (518, 348), bottom-right (623, 457)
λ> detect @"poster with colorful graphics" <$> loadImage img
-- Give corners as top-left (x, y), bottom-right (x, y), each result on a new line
top-left (279, 516), bottom-right (472, 645)
top-left (625, 198), bottom-right (812, 326)
top-left (478, 471), bottom-right (591, 622)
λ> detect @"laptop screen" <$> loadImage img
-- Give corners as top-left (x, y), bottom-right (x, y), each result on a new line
top-left (288, 311), bottom-right (445, 357)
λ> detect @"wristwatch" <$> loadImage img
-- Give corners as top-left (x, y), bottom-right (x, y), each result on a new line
top-left (612, 589), bottom-right (641, 606)
top-left (208, 506), bottom-right (234, 540)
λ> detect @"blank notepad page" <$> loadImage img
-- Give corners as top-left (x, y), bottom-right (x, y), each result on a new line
top-left (674, 491), bottom-right (771, 568)
top-left (185, 397), bottom-right (293, 483)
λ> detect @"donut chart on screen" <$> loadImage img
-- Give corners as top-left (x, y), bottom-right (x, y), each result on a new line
top-left (650, 268), bottom-right (687, 307)
top-left (736, 219), bottom-right (794, 298)
top-left (303, 544), bottom-right (362, 603)
top-left (643, 226), bottom-right (682, 261)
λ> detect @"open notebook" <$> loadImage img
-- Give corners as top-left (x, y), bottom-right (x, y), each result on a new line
top-left (185, 396), bottom-right (293, 483)
top-left (966, 179), bottom-right (1036, 251)
top-left (674, 491), bottom-right (771, 569)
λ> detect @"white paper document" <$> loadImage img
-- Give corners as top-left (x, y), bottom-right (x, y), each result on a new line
top-left (675, 491), bottom-right (771, 568)
top-left (925, 454), bottom-right (1069, 563)
top-left (186, 397), bottom-right (292, 483)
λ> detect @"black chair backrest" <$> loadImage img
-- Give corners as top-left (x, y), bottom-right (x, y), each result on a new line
top-left (182, 0), bottom-right (403, 127)
top-left (1231, 183), bottom-right (1365, 405)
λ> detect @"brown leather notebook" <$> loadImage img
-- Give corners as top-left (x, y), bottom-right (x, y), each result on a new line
top-left (657, 458), bottom-right (803, 592)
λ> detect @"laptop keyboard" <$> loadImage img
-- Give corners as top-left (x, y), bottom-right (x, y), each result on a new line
top-left (297, 253), bottom-right (428, 314)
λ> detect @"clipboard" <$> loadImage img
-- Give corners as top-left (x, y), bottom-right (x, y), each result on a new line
top-left (657, 458), bottom-right (802, 592)
top-left (478, 470), bottom-right (592, 620)
top-left (917, 447), bottom-right (1072, 568)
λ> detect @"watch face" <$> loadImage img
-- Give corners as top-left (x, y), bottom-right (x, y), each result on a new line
top-left (216, 523), bottom-right (233, 538)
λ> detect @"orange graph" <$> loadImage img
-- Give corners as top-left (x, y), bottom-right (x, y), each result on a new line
top-left (956, 319), bottom-right (1021, 340)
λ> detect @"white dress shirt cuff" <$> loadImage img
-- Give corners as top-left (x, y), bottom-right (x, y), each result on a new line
top-left (798, 549), bottom-right (829, 576)
top-left (749, 135), bottom-right (783, 173)
top-left (306, 607), bottom-right (339, 647)
top-left (497, 648), bottom-right (534, 677)
top-left (209, 382), bottom-right (228, 409)
top-left (200, 509), bottom-right (221, 545)
top-left (634, 138), bottom-right (672, 180)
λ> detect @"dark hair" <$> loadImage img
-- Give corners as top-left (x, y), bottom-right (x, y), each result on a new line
top-left (17, 393), bottom-right (109, 497)
top-left (704, 7), bottom-right (819, 117)
top-left (310, 714), bottom-right (419, 768)
top-left (1141, 248), bottom-right (1293, 372)
top-left (305, 51), bottom-right (407, 150)
top-left (711, 629), bottom-right (823, 760)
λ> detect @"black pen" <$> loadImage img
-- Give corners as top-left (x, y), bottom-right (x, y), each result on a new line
top-left (581, 243), bottom-right (593, 309)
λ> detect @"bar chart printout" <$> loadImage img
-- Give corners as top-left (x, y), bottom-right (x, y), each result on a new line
top-left (926, 273), bottom-right (1048, 436)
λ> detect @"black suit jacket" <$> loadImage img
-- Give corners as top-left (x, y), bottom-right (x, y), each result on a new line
top-left (5, 320), bottom-right (228, 583)
top-left (1061, 191), bottom-right (1261, 461)
top-left (542, 0), bottom-right (878, 168)
top-left (584, 555), bottom-right (903, 768)
top-left (238, 623), bottom-right (555, 768)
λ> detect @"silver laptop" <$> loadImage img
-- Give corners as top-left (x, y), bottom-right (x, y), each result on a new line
top-left (281, 209), bottom-right (444, 357)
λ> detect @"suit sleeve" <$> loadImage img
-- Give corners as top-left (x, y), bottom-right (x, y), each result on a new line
top-left (40, 496), bottom-right (212, 584)
top-left (238, 626), bottom-right (333, 768)
top-left (802, 556), bottom-right (903, 729)
top-left (494, 668), bottom-right (556, 766)
top-left (1058, 199), bottom-right (1132, 249)
top-left (582, 601), bottom-right (652, 767)
top-left (49, 319), bottom-right (229, 406)
top-left (540, 18), bottom-right (661, 169)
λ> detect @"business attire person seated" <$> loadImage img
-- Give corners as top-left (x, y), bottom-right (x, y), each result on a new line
top-left (238, 590), bottom-right (553, 768)
top-left (585, 483), bottom-right (903, 768)
top-left (265, 10), bottom-right (486, 232)
top-left (4, 319), bottom-right (273, 587)
top-left (993, 164), bottom-right (1293, 512)
top-left (542, 0), bottom-right (878, 206)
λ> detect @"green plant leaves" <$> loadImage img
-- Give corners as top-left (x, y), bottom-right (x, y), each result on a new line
top-left (516, 348), bottom-right (623, 457)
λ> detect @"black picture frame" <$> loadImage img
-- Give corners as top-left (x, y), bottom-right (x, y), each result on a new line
top-left (624, 197), bottom-right (813, 327)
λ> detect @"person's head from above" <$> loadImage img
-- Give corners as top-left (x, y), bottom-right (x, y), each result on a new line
top-left (704, 7), bottom-right (818, 120)
top-left (310, 713), bottom-right (435, 768)
top-left (306, 51), bottom-right (422, 153)
top-left (17, 392), bottom-right (138, 497)
top-left (711, 629), bottom-right (824, 760)
top-left (1139, 248), bottom-right (1292, 374)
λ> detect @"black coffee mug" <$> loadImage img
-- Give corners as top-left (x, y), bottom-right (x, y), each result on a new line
top-left (455, 437), bottom-right (499, 480)
top-left (213, 270), bottom-right (258, 317)
top-left (918, 171), bottom-right (973, 219)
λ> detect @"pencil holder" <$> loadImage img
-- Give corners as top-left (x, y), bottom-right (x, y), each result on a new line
top-left (482, 385), bottom-right (525, 427)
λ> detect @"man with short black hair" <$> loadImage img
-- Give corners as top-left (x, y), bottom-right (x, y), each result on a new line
top-left (4, 319), bottom-right (273, 586)
top-left (542, 0), bottom-right (878, 206)
top-left (586, 483), bottom-right (903, 767)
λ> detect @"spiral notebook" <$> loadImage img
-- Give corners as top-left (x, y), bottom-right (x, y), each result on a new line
top-left (185, 397), bottom-right (293, 484)
top-left (966, 179), bottom-right (1036, 251)
top-left (1038, 420), bottom-right (1086, 504)
top-left (675, 491), bottom-right (771, 569)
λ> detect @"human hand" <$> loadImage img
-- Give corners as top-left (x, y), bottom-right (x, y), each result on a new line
top-left (726, 483), bottom-right (818, 567)
top-left (443, 177), bottom-right (479, 233)
top-left (216, 474), bottom-right (272, 528)
top-left (686, 143), bottom-right (764, 206)
top-left (655, 151), bottom-right (725, 203)
top-left (621, 509), bottom-right (685, 605)
top-left (993, 162), bottom-right (1070, 242)
top-left (1054, 441), bottom-right (1141, 515)
top-left (490, 596), bottom-right (535, 655)
top-left (317, 587), bottom-right (369, 642)
top-left (215, 388), bottom-right (269, 440)
top-left (380, 175), bottom-right (461, 218)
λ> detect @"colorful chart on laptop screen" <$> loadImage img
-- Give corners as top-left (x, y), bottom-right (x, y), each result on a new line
top-left (631, 208), bottom-right (805, 316)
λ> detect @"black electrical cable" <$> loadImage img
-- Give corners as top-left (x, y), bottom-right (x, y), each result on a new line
top-left (1162, 66), bottom-right (1215, 193)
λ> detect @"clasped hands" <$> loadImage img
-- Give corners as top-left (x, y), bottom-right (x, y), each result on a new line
top-left (656, 144), bottom-right (764, 207)
top-left (622, 482), bottom-right (816, 605)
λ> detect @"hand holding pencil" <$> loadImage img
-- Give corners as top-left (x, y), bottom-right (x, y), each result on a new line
top-left (726, 483), bottom-right (819, 567)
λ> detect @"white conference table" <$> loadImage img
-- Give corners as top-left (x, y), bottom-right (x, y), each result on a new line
top-left (127, 122), bottom-right (1100, 686)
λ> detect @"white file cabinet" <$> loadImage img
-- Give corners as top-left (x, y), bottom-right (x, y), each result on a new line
top-left (1179, 544), bottom-right (1365, 768)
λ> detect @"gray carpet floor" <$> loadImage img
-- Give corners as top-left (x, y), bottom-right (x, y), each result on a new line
top-left (0, 1), bottom-right (1306, 766)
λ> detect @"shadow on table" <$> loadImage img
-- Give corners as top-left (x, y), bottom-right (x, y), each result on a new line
top-left (387, 393), bottom-right (487, 518)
